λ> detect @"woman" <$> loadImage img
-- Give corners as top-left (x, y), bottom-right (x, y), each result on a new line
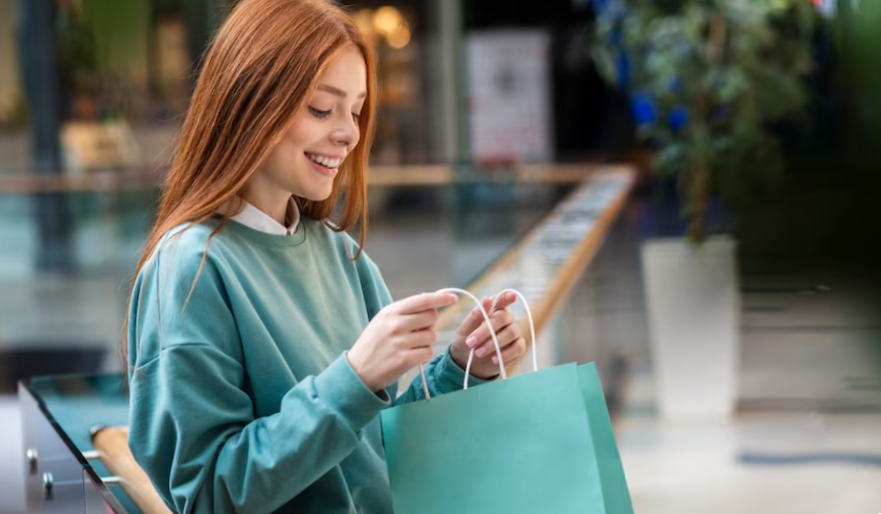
top-left (125, 1), bottom-right (526, 513)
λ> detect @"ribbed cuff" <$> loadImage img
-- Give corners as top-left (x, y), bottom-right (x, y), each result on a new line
top-left (313, 353), bottom-right (390, 432)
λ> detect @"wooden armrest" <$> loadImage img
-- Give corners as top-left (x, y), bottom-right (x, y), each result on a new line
top-left (92, 426), bottom-right (173, 514)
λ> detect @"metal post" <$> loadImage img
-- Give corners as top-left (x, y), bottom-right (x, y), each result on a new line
top-left (429, 0), bottom-right (476, 239)
top-left (426, 0), bottom-right (462, 164)
top-left (18, 0), bottom-right (73, 272)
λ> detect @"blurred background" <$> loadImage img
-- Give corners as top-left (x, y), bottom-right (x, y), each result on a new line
top-left (1, 0), bottom-right (880, 513)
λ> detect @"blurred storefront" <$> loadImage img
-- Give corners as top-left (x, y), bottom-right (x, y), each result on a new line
top-left (0, 0), bottom-right (620, 279)
top-left (0, 0), bottom-right (622, 165)
top-left (0, 0), bottom-right (451, 168)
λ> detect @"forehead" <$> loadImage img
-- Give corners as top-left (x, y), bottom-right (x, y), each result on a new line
top-left (317, 46), bottom-right (367, 95)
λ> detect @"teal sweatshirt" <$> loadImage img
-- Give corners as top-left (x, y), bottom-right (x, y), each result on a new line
top-left (127, 217), bottom-right (486, 514)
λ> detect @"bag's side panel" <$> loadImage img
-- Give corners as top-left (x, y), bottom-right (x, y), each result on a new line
top-left (578, 362), bottom-right (635, 514)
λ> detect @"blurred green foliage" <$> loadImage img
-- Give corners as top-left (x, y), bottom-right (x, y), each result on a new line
top-left (56, 3), bottom-right (98, 96)
top-left (593, 0), bottom-right (818, 239)
top-left (843, 0), bottom-right (881, 147)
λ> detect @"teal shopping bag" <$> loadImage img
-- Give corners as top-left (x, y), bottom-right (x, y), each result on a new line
top-left (381, 288), bottom-right (633, 514)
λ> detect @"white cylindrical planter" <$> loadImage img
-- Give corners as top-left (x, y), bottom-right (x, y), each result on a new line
top-left (641, 236), bottom-right (740, 422)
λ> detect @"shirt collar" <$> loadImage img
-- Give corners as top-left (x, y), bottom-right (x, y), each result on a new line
top-left (229, 197), bottom-right (300, 236)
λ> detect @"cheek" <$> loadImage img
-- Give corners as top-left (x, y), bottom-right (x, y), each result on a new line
top-left (263, 119), bottom-right (319, 175)
top-left (285, 118), bottom-right (320, 149)
top-left (264, 141), bottom-right (298, 176)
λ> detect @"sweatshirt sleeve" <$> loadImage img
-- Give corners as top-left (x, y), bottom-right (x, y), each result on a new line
top-left (127, 235), bottom-right (389, 514)
top-left (393, 346), bottom-right (493, 405)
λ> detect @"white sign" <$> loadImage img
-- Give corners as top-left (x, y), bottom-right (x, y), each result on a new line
top-left (466, 30), bottom-right (553, 163)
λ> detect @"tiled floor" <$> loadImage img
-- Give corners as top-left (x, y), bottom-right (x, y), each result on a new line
top-left (619, 414), bottom-right (881, 514)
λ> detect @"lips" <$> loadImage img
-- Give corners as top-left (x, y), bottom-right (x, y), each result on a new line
top-left (305, 152), bottom-right (343, 169)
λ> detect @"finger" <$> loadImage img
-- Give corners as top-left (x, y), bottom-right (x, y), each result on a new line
top-left (403, 346), bottom-right (435, 370)
top-left (417, 346), bottom-right (435, 364)
top-left (392, 292), bottom-right (458, 315)
top-left (472, 323), bottom-right (519, 358)
top-left (490, 291), bottom-right (518, 312)
top-left (491, 337), bottom-right (526, 365)
top-left (465, 310), bottom-right (515, 350)
top-left (454, 297), bottom-right (493, 340)
top-left (397, 310), bottom-right (439, 333)
top-left (402, 327), bottom-right (438, 349)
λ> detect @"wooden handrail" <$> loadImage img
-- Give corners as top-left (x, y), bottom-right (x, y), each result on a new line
top-left (0, 163), bottom-right (605, 193)
top-left (434, 166), bottom-right (636, 374)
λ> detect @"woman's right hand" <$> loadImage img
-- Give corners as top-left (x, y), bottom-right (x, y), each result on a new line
top-left (347, 292), bottom-right (458, 392)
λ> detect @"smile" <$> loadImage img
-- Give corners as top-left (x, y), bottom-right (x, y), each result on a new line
top-left (305, 152), bottom-right (343, 169)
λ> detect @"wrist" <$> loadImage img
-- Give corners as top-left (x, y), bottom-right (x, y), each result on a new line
top-left (345, 351), bottom-right (378, 392)
top-left (470, 368), bottom-right (496, 380)
top-left (449, 343), bottom-right (496, 379)
top-left (449, 341), bottom-right (468, 370)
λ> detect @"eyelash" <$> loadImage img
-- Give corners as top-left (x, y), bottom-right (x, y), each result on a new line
top-left (308, 106), bottom-right (332, 119)
top-left (309, 106), bottom-right (361, 123)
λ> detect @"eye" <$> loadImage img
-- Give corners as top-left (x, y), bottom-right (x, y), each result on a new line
top-left (308, 106), bottom-right (332, 119)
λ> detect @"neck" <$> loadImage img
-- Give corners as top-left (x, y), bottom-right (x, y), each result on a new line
top-left (240, 188), bottom-right (290, 226)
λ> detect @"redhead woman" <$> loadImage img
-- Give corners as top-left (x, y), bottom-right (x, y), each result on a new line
top-left (124, 0), bottom-right (526, 512)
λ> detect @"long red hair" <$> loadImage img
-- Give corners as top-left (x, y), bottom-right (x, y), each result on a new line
top-left (124, 0), bottom-right (377, 357)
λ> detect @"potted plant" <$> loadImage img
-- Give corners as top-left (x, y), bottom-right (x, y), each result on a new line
top-left (591, 0), bottom-right (817, 420)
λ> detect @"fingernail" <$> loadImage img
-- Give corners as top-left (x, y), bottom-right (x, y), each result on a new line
top-left (466, 336), bottom-right (477, 347)
top-left (476, 347), bottom-right (486, 357)
top-left (492, 356), bottom-right (499, 364)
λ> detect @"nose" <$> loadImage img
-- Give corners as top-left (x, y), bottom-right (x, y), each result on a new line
top-left (330, 115), bottom-right (360, 150)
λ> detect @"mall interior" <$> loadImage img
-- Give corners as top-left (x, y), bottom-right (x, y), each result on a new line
top-left (0, 0), bottom-right (880, 513)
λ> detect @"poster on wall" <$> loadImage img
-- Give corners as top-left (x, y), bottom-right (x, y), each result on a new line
top-left (466, 29), bottom-right (553, 164)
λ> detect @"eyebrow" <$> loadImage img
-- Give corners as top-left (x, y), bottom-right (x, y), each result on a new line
top-left (317, 84), bottom-right (367, 99)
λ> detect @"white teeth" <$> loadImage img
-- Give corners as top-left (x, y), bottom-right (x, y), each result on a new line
top-left (308, 153), bottom-right (341, 168)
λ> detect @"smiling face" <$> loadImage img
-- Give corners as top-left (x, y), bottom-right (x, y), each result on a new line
top-left (242, 45), bottom-right (367, 213)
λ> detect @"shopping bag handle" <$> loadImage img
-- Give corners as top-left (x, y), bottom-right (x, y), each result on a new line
top-left (463, 289), bottom-right (537, 390)
top-left (416, 288), bottom-right (504, 400)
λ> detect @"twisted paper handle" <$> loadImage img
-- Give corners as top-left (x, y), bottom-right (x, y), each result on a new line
top-left (415, 288), bottom-right (536, 399)
top-left (416, 288), bottom-right (504, 400)
top-left (463, 289), bottom-right (536, 390)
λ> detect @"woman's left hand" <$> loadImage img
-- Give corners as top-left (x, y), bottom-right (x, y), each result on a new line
top-left (449, 291), bottom-right (526, 380)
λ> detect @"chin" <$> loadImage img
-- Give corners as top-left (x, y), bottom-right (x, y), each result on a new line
top-left (299, 187), bottom-right (334, 203)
